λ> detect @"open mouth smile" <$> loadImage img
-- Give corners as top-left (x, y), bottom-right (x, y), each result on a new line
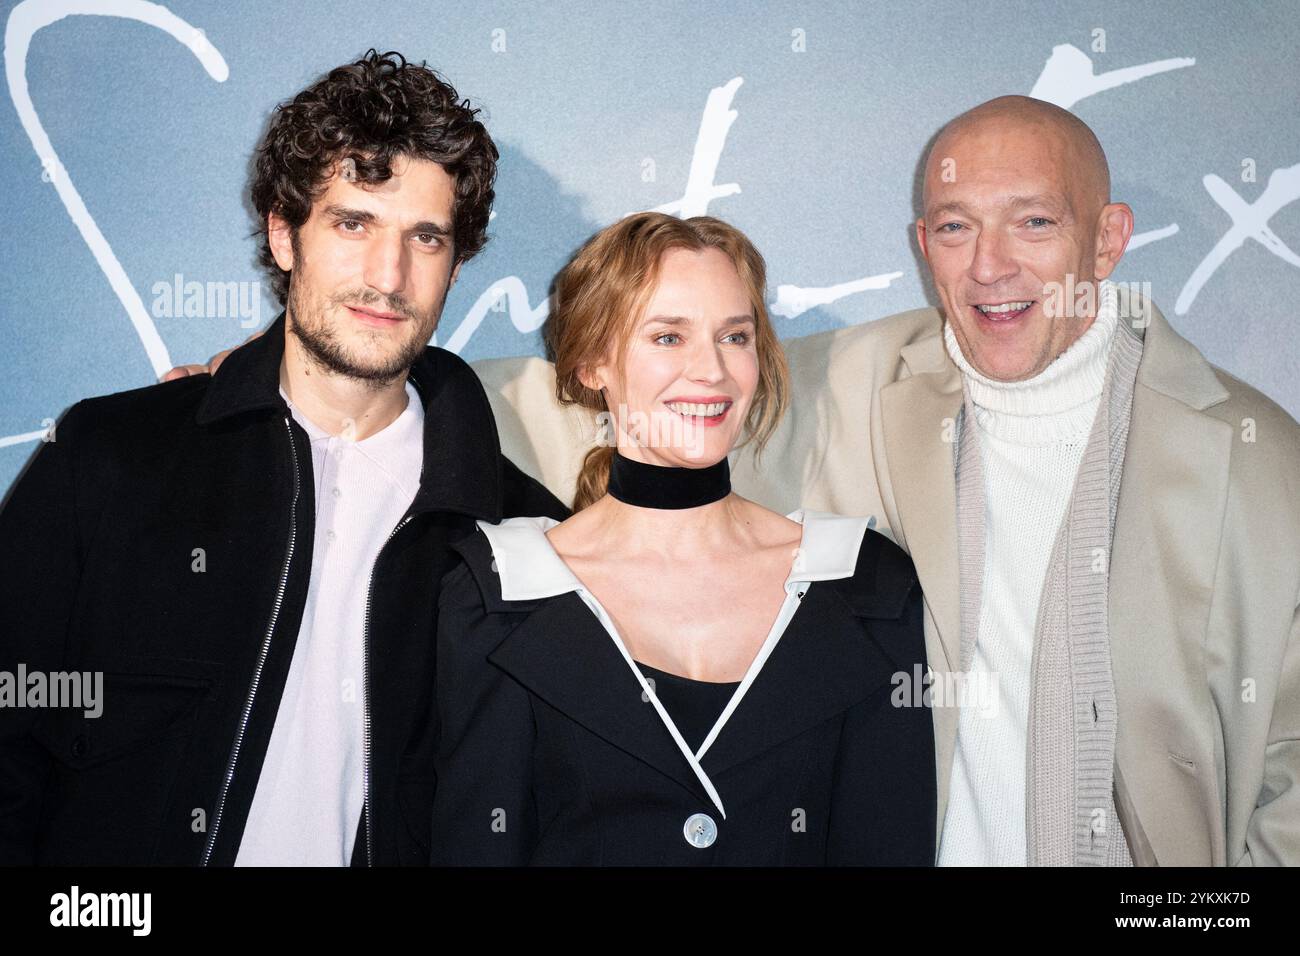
top-left (664, 399), bottom-right (732, 427)
top-left (970, 300), bottom-right (1035, 326)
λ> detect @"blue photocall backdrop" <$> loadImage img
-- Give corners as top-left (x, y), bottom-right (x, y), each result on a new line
top-left (2, 0), bottom-right (1298, 496)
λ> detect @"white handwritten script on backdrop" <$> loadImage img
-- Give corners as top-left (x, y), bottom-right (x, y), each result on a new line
top-left (5, 0), bottom-right (1299, 451)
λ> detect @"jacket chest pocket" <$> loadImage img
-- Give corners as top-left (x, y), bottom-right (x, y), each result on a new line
top-left (32, 670), bottom-right (213, 770)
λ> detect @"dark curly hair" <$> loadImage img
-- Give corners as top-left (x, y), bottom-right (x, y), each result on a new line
top-left (251, 49), bottom-right (498, 305)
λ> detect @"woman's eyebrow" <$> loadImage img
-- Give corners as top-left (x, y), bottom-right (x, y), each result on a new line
top-left (642, 314), bottom-right (755, 326)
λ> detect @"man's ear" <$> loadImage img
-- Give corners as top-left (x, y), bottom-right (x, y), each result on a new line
top-left (449, 258), bottom-right (463, 288)
top-left (268, 211), bottom-right (295, 271)
top-left (915, 217), bottom-right (930, 261)
top-left (1094, 202), bottom-right (1134, 281)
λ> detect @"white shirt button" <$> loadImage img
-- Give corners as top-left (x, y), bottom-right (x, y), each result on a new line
top-left (683, 812), bottom-right (717, 849)
top-left (326, 530), bottom-right (337, 543)
top-left (332, 487), bottom-right (342, 498)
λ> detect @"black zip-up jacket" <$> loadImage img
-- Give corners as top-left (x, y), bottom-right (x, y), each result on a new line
top-left (0, 312), bottom-right (569, 865)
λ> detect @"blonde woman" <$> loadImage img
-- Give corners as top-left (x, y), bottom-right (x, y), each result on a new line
top-left (430, 212), bottom-right (934, 865)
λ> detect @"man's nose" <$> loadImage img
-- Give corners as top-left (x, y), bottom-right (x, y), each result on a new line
top-left (363, 233), bottom-right (408, 296)
top-left (967, 228), bottom-right (1018, 286)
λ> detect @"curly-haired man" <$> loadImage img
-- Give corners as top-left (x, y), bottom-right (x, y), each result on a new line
top-left (0, 50), bottom-right (568, 866)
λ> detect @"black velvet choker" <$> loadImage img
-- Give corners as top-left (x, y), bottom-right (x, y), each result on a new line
top-left (607, 450), bottom-right (731, 509)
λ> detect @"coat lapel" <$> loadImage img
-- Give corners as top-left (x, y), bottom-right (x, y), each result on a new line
top-left (877, 335), bottom-right (963, 845)
top-left (486, 593), bottom-right (716, 807)
top-left (704, 545), bottom-right (916, 777)
top-left (1108, 293), bottom-right (1232, 866)
top-left (879, 342), bottom-right (964, 674)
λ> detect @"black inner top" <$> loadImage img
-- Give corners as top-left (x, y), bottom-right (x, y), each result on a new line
top-left (635, 661), bottom-right (741, 753)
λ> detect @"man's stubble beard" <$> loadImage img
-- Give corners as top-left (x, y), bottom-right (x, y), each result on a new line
top-left (285, 266), bottom-right (440, 392)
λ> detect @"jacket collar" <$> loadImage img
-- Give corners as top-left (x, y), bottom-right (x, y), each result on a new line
top-left (477, 508), bottom-right (868, 603)
top-left (457, 511), bottom-right (917, 808)
top-left (195, 310), bottom-right (504, 521)
top-left (1118, 285), bottom-right (1229, 411)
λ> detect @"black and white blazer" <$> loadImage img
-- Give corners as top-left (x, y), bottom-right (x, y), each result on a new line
top-left (429, 509), bottom-right (935, 866)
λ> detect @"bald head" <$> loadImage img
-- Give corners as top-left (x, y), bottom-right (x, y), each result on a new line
top-left (915, 94), bottom-right (1133, 383)
top-left (924, 95), bottom-right (1110, 215)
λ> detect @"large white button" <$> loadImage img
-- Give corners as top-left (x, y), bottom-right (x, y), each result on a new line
top-left (683, 813), bottom-right (717, 849)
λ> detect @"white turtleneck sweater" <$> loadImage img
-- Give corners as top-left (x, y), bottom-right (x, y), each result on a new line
top-left (937, 280), bottom-right (1119, 866)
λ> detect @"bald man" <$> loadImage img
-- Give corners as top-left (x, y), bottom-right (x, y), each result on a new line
top-left (728, 95), bottom-right (1298, 867)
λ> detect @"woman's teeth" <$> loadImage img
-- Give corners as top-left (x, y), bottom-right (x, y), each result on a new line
top-left (666, 401), bottom-right (729, 417)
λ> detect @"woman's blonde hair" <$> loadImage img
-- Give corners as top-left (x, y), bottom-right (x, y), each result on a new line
top-left (545, 212), bottom-right (790, 512)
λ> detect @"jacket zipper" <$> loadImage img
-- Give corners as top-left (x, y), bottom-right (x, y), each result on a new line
top-left (201, 415), bottom-right (302, 865)
top-left (360, 512), bottom-right (415, 866)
